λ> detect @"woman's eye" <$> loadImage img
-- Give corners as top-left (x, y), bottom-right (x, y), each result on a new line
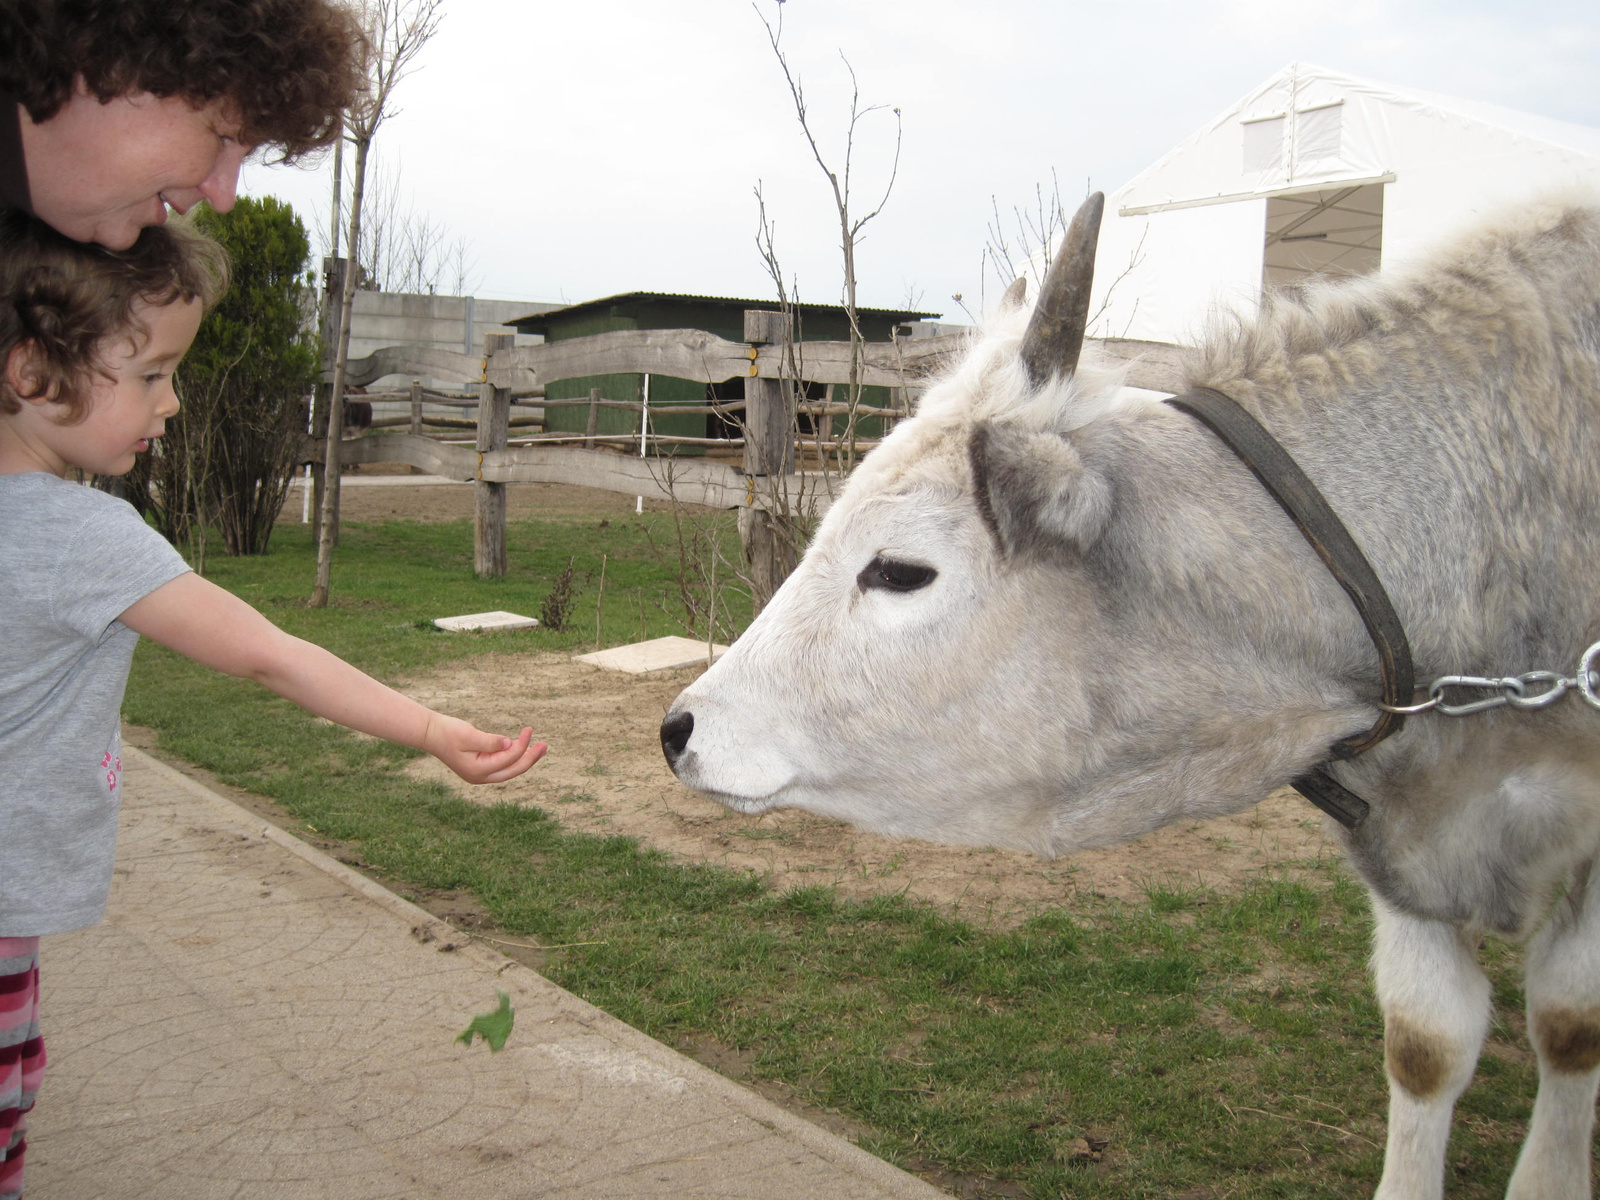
top-left (857, 555), bottom-right (937, 593)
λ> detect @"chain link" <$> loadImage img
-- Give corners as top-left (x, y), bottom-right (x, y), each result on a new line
top-left (1379, 640), bottom-right (1600, 716)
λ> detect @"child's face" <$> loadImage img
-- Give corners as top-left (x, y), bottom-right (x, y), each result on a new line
top-left (6, 297), bottom-right (204, 479)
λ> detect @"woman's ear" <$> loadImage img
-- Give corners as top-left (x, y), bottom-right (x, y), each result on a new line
top-left (3, 341), bottom-right (59, 405)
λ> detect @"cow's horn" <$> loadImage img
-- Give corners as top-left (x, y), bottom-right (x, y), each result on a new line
top-left (1000, 275), bottom-right (1028, 311)
top-left (1019, 191), bottom-right (1104, 386)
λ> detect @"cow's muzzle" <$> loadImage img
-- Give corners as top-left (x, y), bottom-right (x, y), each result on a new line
top-left (660, 709), bottom-right (694, 768)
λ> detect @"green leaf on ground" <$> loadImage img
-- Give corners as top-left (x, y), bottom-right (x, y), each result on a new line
top-left (456, 991), bottom-right (514, 1051)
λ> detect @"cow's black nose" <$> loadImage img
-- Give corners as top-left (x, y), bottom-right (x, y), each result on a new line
top-left (660, 710), bottom-right (694, 763)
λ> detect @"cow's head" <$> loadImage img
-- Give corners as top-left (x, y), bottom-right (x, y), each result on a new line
top-left (661, 194), bottom-right (1369, 856)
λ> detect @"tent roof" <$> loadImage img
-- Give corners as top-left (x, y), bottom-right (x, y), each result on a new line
top-left (1087, 63), bottom-right (1600, 347)
top-left (1113, 61), bottom-right (1600, 214)
top-left (1386, 76), bottom-right (1600, 160)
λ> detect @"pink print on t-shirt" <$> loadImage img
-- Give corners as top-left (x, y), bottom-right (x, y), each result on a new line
top-left (101, 750), bottom-right (122, 794)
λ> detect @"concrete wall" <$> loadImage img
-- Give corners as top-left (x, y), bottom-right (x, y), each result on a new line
top-left (347, 292), bottom-right (560, 392)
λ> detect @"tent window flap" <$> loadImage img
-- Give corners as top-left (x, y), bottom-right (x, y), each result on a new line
top-left (1242, 116), bottom-right (1286, 173)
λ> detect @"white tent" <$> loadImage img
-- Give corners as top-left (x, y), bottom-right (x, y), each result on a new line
top-left (1088, 62), bottom-right (1600, 348)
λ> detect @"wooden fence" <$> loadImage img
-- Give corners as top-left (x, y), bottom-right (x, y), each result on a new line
top-left (313, 307), bottom-right (1190, 589)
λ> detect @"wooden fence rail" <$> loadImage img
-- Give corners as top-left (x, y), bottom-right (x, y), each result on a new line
top-left (332, 329), bottom-right (1189, 394)
top-left (337, 431), bottom-right (838, 513)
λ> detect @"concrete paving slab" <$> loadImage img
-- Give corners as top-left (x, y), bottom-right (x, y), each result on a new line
top-left (434, 610), bottom-right (540, 632)
top-left (27, 745), bottom-right (947, 1200)
top-left (574, 635), bottom-right (729, 674)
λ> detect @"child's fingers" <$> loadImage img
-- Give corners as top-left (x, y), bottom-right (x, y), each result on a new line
top-left (458, 722), bottom-right (516, 753)
top-left (482, 725), bottom-right (533, 762)
top-left (480, 737), bottom-right (547, 783)
top-left (451, 727), bottom-right (545, 783)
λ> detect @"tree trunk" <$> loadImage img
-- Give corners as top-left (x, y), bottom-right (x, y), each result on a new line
top-left (311, 133), bottom-right (370, 608)
top-left (310, 255), bottom-right (346, 543)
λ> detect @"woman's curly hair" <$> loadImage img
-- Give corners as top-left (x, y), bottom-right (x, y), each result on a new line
top-left (1, 0), bottom-right (366, 160)
top-left (0, 209), bottom-right (230, 422)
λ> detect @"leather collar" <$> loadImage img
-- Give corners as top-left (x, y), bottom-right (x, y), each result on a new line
top-left (1165, 387), bottom-right (1415, 829)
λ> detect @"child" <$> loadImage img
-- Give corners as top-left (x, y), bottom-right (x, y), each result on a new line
top-left (0, 210), bottom-right (547, 1199)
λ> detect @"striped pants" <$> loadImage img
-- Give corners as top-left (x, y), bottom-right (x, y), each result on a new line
top-left (0, 938), bottom-right (43, 1200)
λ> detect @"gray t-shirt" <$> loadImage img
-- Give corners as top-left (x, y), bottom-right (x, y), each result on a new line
top-left (0, 473), bottom-right (190, 935)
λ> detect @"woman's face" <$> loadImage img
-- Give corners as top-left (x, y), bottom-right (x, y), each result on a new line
top-left (18, 83), bottom-right (248, 249)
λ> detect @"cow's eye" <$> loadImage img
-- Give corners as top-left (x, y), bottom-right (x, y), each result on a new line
top-left (858, 555), bottom-right (937, 593)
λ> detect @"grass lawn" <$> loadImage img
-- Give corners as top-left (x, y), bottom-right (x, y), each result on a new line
top-left (124, 510), bottom-right (1539, 1199)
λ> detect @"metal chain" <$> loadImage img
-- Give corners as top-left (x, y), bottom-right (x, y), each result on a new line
top-left (1379, 641), bottom-right (1600, 717)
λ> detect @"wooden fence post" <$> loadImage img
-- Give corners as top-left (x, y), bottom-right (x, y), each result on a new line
top-left (743, 310), bottom-right (794, 475)
top-left (475, 332), bottom-right (513, 578)
top-left (586, 387), bottom-right (600, 449)
top-left (408, 379), bottom-right (424, 475)
top-left (740, 309), bottom-right (798, 613)
top-left (311, 256), bottom-right (347, 539)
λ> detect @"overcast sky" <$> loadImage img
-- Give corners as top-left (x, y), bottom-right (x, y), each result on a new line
top-left (239, 0), bottom-right (1600, 320)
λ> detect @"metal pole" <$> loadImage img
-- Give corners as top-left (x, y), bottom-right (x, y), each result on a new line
top-left (328, 121), bottom-right (343, 260)
top-left (635, 373), bottom-right (649, 514)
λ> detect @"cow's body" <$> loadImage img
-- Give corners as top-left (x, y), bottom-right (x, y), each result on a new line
top-left (663, 200), bottom-right (1600, 1198)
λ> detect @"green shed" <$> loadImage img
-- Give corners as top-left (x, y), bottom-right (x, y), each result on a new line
top-left (508, 292), bottom-right (938, 454)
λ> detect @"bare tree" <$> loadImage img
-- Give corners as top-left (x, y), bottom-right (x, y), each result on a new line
top-left (755, 0), bottom-right (901, 472)
top-left (312, 0), bottom-right (445, 608)
top-left (705, 0), bottom-right (903, 615)
top-left (353, 156), bottom-right (480, 294)
top-left (442, 233), bottom-right (476, 296)
top-left (355, 157), bottom-right (403, 287)
top-left (980, 173), bottom-right (1148, 336)
top-left (982, 171), bottom-right (1070, 313)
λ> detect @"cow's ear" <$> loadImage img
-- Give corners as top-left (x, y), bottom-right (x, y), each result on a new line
top-left (968, 421), bottom-right (1112, 559)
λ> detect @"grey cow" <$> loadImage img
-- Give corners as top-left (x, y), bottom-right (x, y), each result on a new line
top-left (662, 195), bottom-right (1600, 1197)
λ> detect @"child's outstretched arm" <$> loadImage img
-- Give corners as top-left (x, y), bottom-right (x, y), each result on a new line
top-left (120, 573), bottom-right (547, 784)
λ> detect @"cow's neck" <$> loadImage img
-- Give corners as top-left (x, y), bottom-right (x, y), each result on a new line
top-left (1163, 386), bottom-right (1414, 829)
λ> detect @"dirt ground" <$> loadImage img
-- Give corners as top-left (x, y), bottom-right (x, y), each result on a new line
top-left (283, 472), bottom-right (1343, 924)
top-left (401, 651), bottom-right (1336, 925)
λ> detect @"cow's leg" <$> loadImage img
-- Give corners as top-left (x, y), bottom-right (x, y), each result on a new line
top-left (1508, 860), bottom-right (1600, 1200)
top-left (1371, 898), bottom-right (1491, 1200)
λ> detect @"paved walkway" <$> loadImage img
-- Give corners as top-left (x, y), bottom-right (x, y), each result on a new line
top-left (27, 746), bottom-right (947, 1199)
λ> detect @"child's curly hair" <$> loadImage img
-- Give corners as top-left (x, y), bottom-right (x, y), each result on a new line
top-left (1, 0), bottom-right (366, 161)
top-left (0, 210), bottom-right (230, 422)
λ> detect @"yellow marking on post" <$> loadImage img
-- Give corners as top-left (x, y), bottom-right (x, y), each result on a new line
top-left (748, 346), bottom-right (759, 378)
top-left (745, 476), bottom-right (755, 506)
top-left (477, 450), bottom-right (484, 481)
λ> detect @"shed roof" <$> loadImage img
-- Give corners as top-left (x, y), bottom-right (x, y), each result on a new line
top-left (508, 291), bottom-right (939, 332)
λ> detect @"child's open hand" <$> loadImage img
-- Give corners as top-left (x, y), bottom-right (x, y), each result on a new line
top-left (424, 716), bottom-right (547, 784)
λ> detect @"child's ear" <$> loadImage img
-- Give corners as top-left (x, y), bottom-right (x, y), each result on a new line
top-left (4, 341), bottom-right (59, 405)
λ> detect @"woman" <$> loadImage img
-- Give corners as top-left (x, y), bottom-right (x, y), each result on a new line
top-left (1, 0), bottom-right (364, 248)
